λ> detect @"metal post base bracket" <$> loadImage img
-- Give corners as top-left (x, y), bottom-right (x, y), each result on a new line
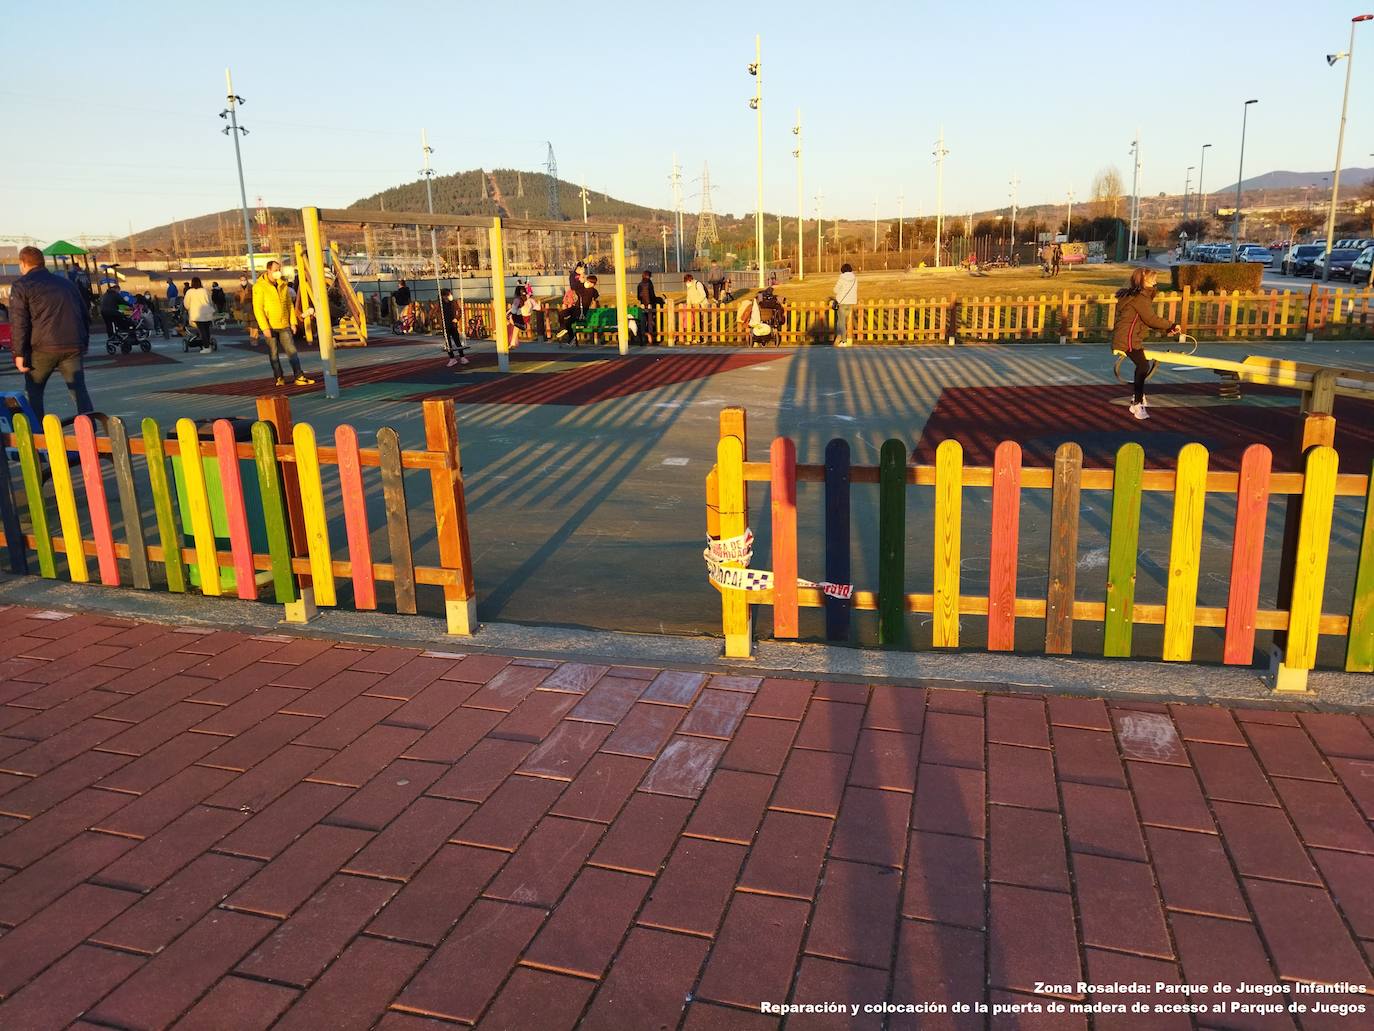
top-left (1267, 645), bottom-right (1312, 695)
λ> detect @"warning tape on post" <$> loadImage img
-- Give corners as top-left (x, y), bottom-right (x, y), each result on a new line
top-left (704, 531), bottom-right (853, 600)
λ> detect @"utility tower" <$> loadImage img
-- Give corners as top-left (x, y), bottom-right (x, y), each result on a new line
top-left (695, 162), bottom-right (720, 260)
top-left (545, 143), bottom-right (561, 220)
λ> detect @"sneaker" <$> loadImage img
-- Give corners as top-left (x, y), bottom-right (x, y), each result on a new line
top-left (273, 376), bottom-right (286, 386)
top-left (446, 357), bottom-right (460, 368)
top-left (199, 347), bottom-right (212, 354)
top-left (459, 356), bottom-right (469, 365)
top-left (1129, 402), bottom-right (1150, 421)
top-left (1140, 395), bottom-right (1148, 408)
top-left (293, 375), bottom-right (316, 386)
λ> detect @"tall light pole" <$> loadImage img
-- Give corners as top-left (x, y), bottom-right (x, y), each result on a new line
top-left (220, 68), bottom-right (256, 278)
top-left (749, 35), bottom-right (764, 287)
top-left (1183, 166), bottom-right (1194, 218)
top-left (793, 110), bottom-right (803, 280)
top-left (580, 179), bottom-right (590, 257)
top-left (898, 193), bottom-right (904, 255)
top-left (1008, 173), bottom-right (1019, 259)
top-left (933, 128), bottom-right (948, 268)
top-left (1066, 189), bottom-right (1073, 240)
top-left (669, 155), bottom-right (683, 272)
top-left (1232, 100), bottom-right (1259, 255)
top-left (1198, 143), bottom-right (1212, 223)
top-left (420, 129), bottom-right (445, 327)
top-left (873, 199), bottom-right (879, 251)
top-left (815, 191), bottom-right (823, 273)
top-left (660, 225), bottom-right (669, 272)
top-left (1322, 15), bottom-right (1373, 281)
top-left (1128, 132), bottom-right (1142, 260)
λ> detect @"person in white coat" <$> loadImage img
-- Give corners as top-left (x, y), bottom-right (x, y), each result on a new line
top-left (682, 273), bottom-right (708, 344)
top-left (832, 263), bottom-right (858, 346)
top-left (183, 277), bottom-right (216, 353)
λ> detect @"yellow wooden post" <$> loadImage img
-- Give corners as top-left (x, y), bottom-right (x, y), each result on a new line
top-left (1179, 285), bottom-right (1190, 339)
top-left (301, 207), bottom-right (338, 398)
top-left (613, 224), bottom-right (629, 356)
top-left (718, 436), bottom-right (751, 658)
top-left (489, 218), bottom-right (509, 372)
top-left (293, 242), bottom-right (315, 344)
top-left (719, 407), bottom-right (748, 526)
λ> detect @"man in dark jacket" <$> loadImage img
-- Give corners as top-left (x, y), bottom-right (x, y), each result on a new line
top-left (9, 247), bottom-right (95, 420)
top-left (636, 271), bottom-right (661, 345)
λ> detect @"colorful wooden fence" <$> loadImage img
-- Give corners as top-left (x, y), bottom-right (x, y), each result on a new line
top-left (706, 408), bottom-right (1374, 688)
top-left (656, 284), bottom-right (1374, 346)
top-left (0, 398), bottom-right (476, 635)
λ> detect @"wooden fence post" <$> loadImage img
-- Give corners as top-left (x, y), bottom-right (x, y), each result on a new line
top-left (422, 399), bottom-right (477, 636)
top-left (256, 394), bottom-right (314, 623)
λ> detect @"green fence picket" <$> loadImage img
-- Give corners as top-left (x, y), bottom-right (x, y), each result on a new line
top-left (1103, 443), bottom-right (1144, 657)
top-left (13, 414), bottom-right (55, 578)
top-left (251, 421), bottom-right (299, 605)
top-left (141, 417), bottom-right (186, 593)
top-left (878, 439), bottom-right (906, 646)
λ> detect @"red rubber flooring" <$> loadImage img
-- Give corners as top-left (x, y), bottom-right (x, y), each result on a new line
top-left (915, 383), bottom-right (1374, 473)
top-left (169, 352), bottom-right (783, 406)
top-left (1, 605), bottom-right (1372, 1028)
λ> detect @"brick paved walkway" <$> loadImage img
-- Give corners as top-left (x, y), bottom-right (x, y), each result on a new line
top-left (0, 605), bottom-right (1371, 1030)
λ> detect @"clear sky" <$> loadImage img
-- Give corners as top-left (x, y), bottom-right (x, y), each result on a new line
top-left (2, 0), bottom-right (1370, 244)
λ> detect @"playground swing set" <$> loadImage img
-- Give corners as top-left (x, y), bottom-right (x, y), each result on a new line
top-left (298, 207), bottom-right (633, 396)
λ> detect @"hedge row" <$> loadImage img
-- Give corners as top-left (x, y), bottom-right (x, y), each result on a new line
top-left (1170, 262), bottom-right (1264, 293)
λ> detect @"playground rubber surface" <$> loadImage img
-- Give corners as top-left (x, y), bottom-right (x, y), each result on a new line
top-left (0, 604), bottom-right (1372, 1028)
top-left (915, 382), bottom-right (1374, 473)
top-left (8, 329), bottom-right (1373, 662)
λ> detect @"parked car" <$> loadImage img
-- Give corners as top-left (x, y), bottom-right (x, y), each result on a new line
top-left (1237, 244), bottom-right (1274, 266)
top-left (1312, 247), bottom-right (1362, 279)
top-left (1282, 244), bottom-right (1326, 276)
top-left (1351, 246), bottom-right (1374, 285)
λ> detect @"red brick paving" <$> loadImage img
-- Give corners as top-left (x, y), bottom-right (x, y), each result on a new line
top-left (0, 605), bottom-right (1372, 1028)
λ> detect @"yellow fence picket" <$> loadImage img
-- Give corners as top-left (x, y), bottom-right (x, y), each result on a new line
top-left (933, 439), bottom-right (962, 647)
top-left (1286, 446), bottom-right (1340, 671)
top-left (1163, 444), bottom-right (1209, 661)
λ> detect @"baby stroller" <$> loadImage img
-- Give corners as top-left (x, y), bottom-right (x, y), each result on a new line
top-left (106, 301), bottom-right (152, 354)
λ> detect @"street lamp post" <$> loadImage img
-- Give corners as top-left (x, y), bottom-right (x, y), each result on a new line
top-left (220, 68), bottom-right (256, 278)
top-left (793, 110), bottom-right (803, 281)
top-left (933, 129), bottom-right (948, 268)
top-left (1232, 100), bottom-right (1259, 255)
top-left (1198, 143), bottom-right (1212, 222)
top-left (1321, 14), bottom-right (1373, 281)
top-left (898, 194), bottom-right (904, 256)
top-left (1184, 165), bottom-right (1194, 218)
top-left (1128, 133), bottom-right (1141, 260)
top-left (749, 35), bottom-right (764, 288)
top-left (1066, 189), bottom-right (1073, 240)
top-left (1009, 174), bottom-right (1019, 260)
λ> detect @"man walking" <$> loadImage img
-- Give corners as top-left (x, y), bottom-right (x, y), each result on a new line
top-left (1051, 243), bottom-right (1063, 277)
top-left (707, 260), bottom-right (726, 302)
top-left (8, 247), bottom-right (95, 421)
top-left (636, 270), bottom-right (661, 345)
top-left (253, 260), bottom-right (316, 386)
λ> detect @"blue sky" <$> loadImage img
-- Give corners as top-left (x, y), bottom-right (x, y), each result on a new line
top-left (3, 0), bottom-right (1371, 243)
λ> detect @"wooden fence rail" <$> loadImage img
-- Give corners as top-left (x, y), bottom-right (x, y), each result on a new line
top-left (654, 284), bottom-right (1374, 346)
top-left (705, 408), bottom-right (1374, 689)
top-left (0, 398), bottom-right (476, 635)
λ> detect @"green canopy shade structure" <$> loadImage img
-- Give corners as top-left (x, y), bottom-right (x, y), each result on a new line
top-left (41, 240), bottom-right (88, 256)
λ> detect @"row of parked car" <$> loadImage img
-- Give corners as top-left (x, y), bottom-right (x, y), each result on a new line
top-left (1278, 239), bottom-right (1374, 282)
top-left (1188, 242), bottom-right (1277, 265)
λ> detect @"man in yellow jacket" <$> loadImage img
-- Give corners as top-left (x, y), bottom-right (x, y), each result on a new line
top-left (253, 260), bottom-right (315, 386)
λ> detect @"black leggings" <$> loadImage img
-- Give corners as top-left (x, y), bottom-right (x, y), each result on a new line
top-left (1127, 349), bottom-right (1149, 404)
